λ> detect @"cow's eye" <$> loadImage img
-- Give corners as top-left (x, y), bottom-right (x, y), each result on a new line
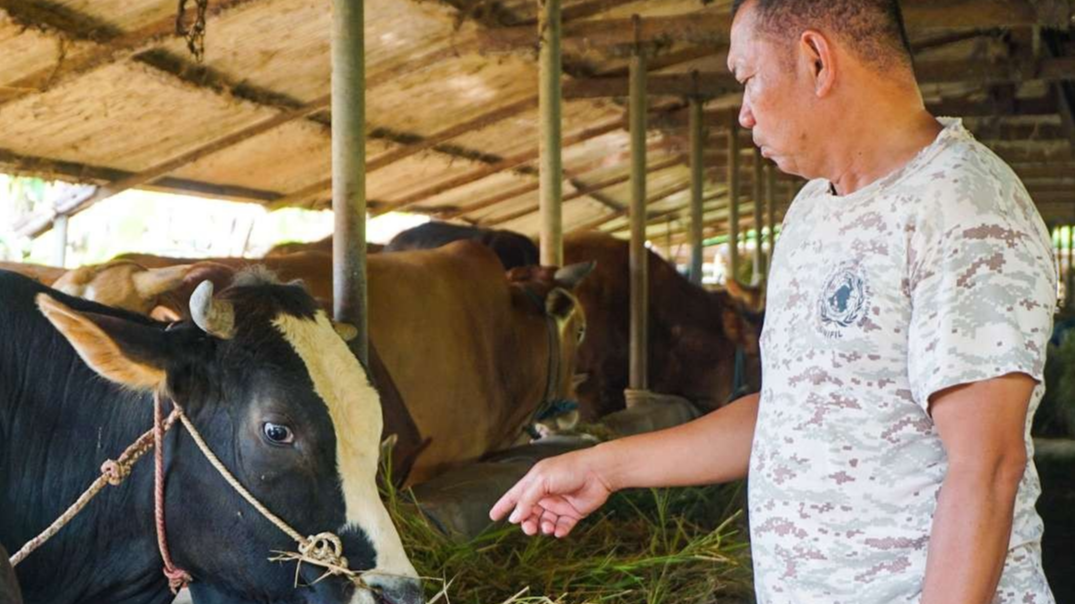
top-left (263, 422), bottom-right (295, 445)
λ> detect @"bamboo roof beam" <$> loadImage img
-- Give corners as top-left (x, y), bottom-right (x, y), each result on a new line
top-left (372, 101), bottom-right (686, 215)
top-left (565, 180), bottom-right (694, 232)
top-left (465, 155), bottom-right (684, 223)
top-left (567, 58), bottom-right (1075, 101)
top-left (476, 1), bottom-right (1063, 55)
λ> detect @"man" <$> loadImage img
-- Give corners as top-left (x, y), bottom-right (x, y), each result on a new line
top-left (490, 1), bottom-right (1058, 602)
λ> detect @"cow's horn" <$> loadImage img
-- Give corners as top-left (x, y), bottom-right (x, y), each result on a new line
top-left (554, 261), bottom-right (596, 290)
top-left (190, 280), bottom-right (235, 339)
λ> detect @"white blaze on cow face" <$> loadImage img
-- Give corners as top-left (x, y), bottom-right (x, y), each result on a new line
top-left (272, 311), bottom-right (419, 596)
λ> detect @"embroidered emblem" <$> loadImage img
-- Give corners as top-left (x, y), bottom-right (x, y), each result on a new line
top-left (817, 263), bottom-right (869, 339)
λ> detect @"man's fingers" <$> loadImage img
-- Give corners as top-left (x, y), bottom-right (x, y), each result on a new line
top-left (537, 496), bottom-right (582, 519)
top-left (554, 515), bottom-right (578, 539)
top-left (540, 508), bottom-right (559, 536)
top-left (508, 474), bottom-right (551, 524)
top-left (489, 481), bottom-right (524, 521)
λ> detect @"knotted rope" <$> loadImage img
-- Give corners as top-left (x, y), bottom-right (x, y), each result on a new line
top-left (9, 411), bottom-right (179, 566)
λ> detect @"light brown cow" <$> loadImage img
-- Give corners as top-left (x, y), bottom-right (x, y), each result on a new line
top-left (0, 261), bottom-right (66, 286)
top-left (50, 243), bottom-right (591, 484)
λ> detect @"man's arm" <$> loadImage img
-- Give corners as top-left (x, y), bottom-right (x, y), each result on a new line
top-left (595, 391), bottom-right (760, 490)
top-left (921, 373), bottom-right (1035, 604)
top-left (490, 392), bottom-right (760, 538)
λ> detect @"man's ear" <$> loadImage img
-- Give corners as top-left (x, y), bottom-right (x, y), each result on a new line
top-left (37, 293), bottom-right (171, 390)
top-left (800, 29), bottom-right (837, 97)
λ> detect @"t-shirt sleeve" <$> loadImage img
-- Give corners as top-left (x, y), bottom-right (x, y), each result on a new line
top-left (907, 211), bottom-right (1056, 412)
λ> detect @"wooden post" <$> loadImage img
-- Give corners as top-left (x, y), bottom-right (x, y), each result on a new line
top-left (688, 93), bottom-right (705, 285)
top-left (53, 215), bottom-right (68, 268)
top-left (727, 113), bottom-right (741, 284)
top-left (752, 145), bottom-right (764, 283)
top-left (332, 0), bottom-right (368, 365)
top-left (765, 162), bottom-right (776, 276)
top-left (629, 17), bottom-right (649, 392)
top-left (538, 0), bottom-right (563, 266)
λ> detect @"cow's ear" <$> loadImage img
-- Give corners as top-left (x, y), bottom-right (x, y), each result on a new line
top-left (37, 294), bottom-right (170, 390)
top-left (545, 288), bottom-right (579, 319)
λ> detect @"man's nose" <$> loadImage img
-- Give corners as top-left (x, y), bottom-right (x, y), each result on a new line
top-left (739, 101), bottom-right (755, 129)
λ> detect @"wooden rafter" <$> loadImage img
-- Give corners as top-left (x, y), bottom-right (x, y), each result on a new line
top-left (370, 101), bottom-right (687, 215)
top-left (464, 154), bottom-right (684, 223)
top-left (476, 1), bottom-right (1057, 55)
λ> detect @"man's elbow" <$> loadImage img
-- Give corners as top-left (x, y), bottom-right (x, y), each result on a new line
top-left (947, 448), bottom-right (1028, 495)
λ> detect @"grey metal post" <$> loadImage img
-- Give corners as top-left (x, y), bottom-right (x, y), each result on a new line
top-left (727, 114), bottom-right (741, 283)
top-left (688, 95), bottom-right (705, 285)
top-left (629, 19), bottom-right (648, 392)
top-left (332, 0), bottom-right (368, 364)
top-left (539, 0), bottom-right (563, 266)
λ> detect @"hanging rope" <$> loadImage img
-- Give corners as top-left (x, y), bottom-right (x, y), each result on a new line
top-left (176, 0), bottom-right (209, 62)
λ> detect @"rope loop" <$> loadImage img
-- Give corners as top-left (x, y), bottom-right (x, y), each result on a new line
top-left (301, 533), bottom-right (349, 570)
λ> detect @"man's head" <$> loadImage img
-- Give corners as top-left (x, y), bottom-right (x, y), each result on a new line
top-left (728, 0), bottom-right (920, 179)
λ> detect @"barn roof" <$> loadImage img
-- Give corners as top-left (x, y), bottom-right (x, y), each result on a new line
top-left (1, 0), bottom-right (1073, 247)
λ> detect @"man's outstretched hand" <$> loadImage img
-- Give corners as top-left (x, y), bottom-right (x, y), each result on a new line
top-left (489, 449), bottom-right (614, 538)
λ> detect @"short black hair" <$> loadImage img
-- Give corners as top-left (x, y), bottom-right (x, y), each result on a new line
top-left (731, 0), bottom-right (913, 69)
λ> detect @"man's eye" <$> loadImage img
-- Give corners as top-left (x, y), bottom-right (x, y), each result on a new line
top-left (263, 422), bottom-right (295, 445)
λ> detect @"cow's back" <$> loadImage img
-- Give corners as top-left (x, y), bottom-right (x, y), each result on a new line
top-left (385, 222), bottom-right (538, 269)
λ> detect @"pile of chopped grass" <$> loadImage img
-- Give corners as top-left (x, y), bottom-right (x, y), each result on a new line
top-left (382, 467), bottom-right (753, 604)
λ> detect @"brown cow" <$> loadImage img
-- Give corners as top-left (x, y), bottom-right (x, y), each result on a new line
top-left (563, 232), bottom-right (762, 420)
top-left (49, 243), bottom-right (592, 484)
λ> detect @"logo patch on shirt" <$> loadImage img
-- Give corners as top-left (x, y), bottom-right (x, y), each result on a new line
top-left (817, 263), bottom-right (869, 339)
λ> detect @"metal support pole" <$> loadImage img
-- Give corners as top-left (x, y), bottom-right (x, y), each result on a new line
top-left (332, 0), bottom-right (368, 365)
top-left (688, 95), bottom-right (705, 285)
top-left (1062, 223), bottom-right (1070, 307)
top-left (765, 162), bottom-right (776, 276)
top-left (628, 22), bottom-right (648, 392)
top-left (53, 215), bottom-right (68, 267)
top-left (752, 146), bottom-right (764, 284)
top-left (727, 113), bottom-right (741, 284)
top-left (538, 0), bottom-right (563, 266)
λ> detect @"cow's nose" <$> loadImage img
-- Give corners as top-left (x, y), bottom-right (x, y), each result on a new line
top-left (361, 573), bottom-right (425, 604)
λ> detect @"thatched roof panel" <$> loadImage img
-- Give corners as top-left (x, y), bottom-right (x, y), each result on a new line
top-left (0, 60), bottom-right (276, 171)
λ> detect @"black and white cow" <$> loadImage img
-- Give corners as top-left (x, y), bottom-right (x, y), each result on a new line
top-left (0, 269), bottom-right (423, 604)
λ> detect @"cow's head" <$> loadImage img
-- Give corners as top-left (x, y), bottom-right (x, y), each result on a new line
top-left (507, 262), bottom-right (596, 430)
top-left (36, 271), bottom-right (422, 604)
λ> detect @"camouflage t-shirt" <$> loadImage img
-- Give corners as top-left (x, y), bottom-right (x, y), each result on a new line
top-left (750, 118), bottom-right (1057, 603)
